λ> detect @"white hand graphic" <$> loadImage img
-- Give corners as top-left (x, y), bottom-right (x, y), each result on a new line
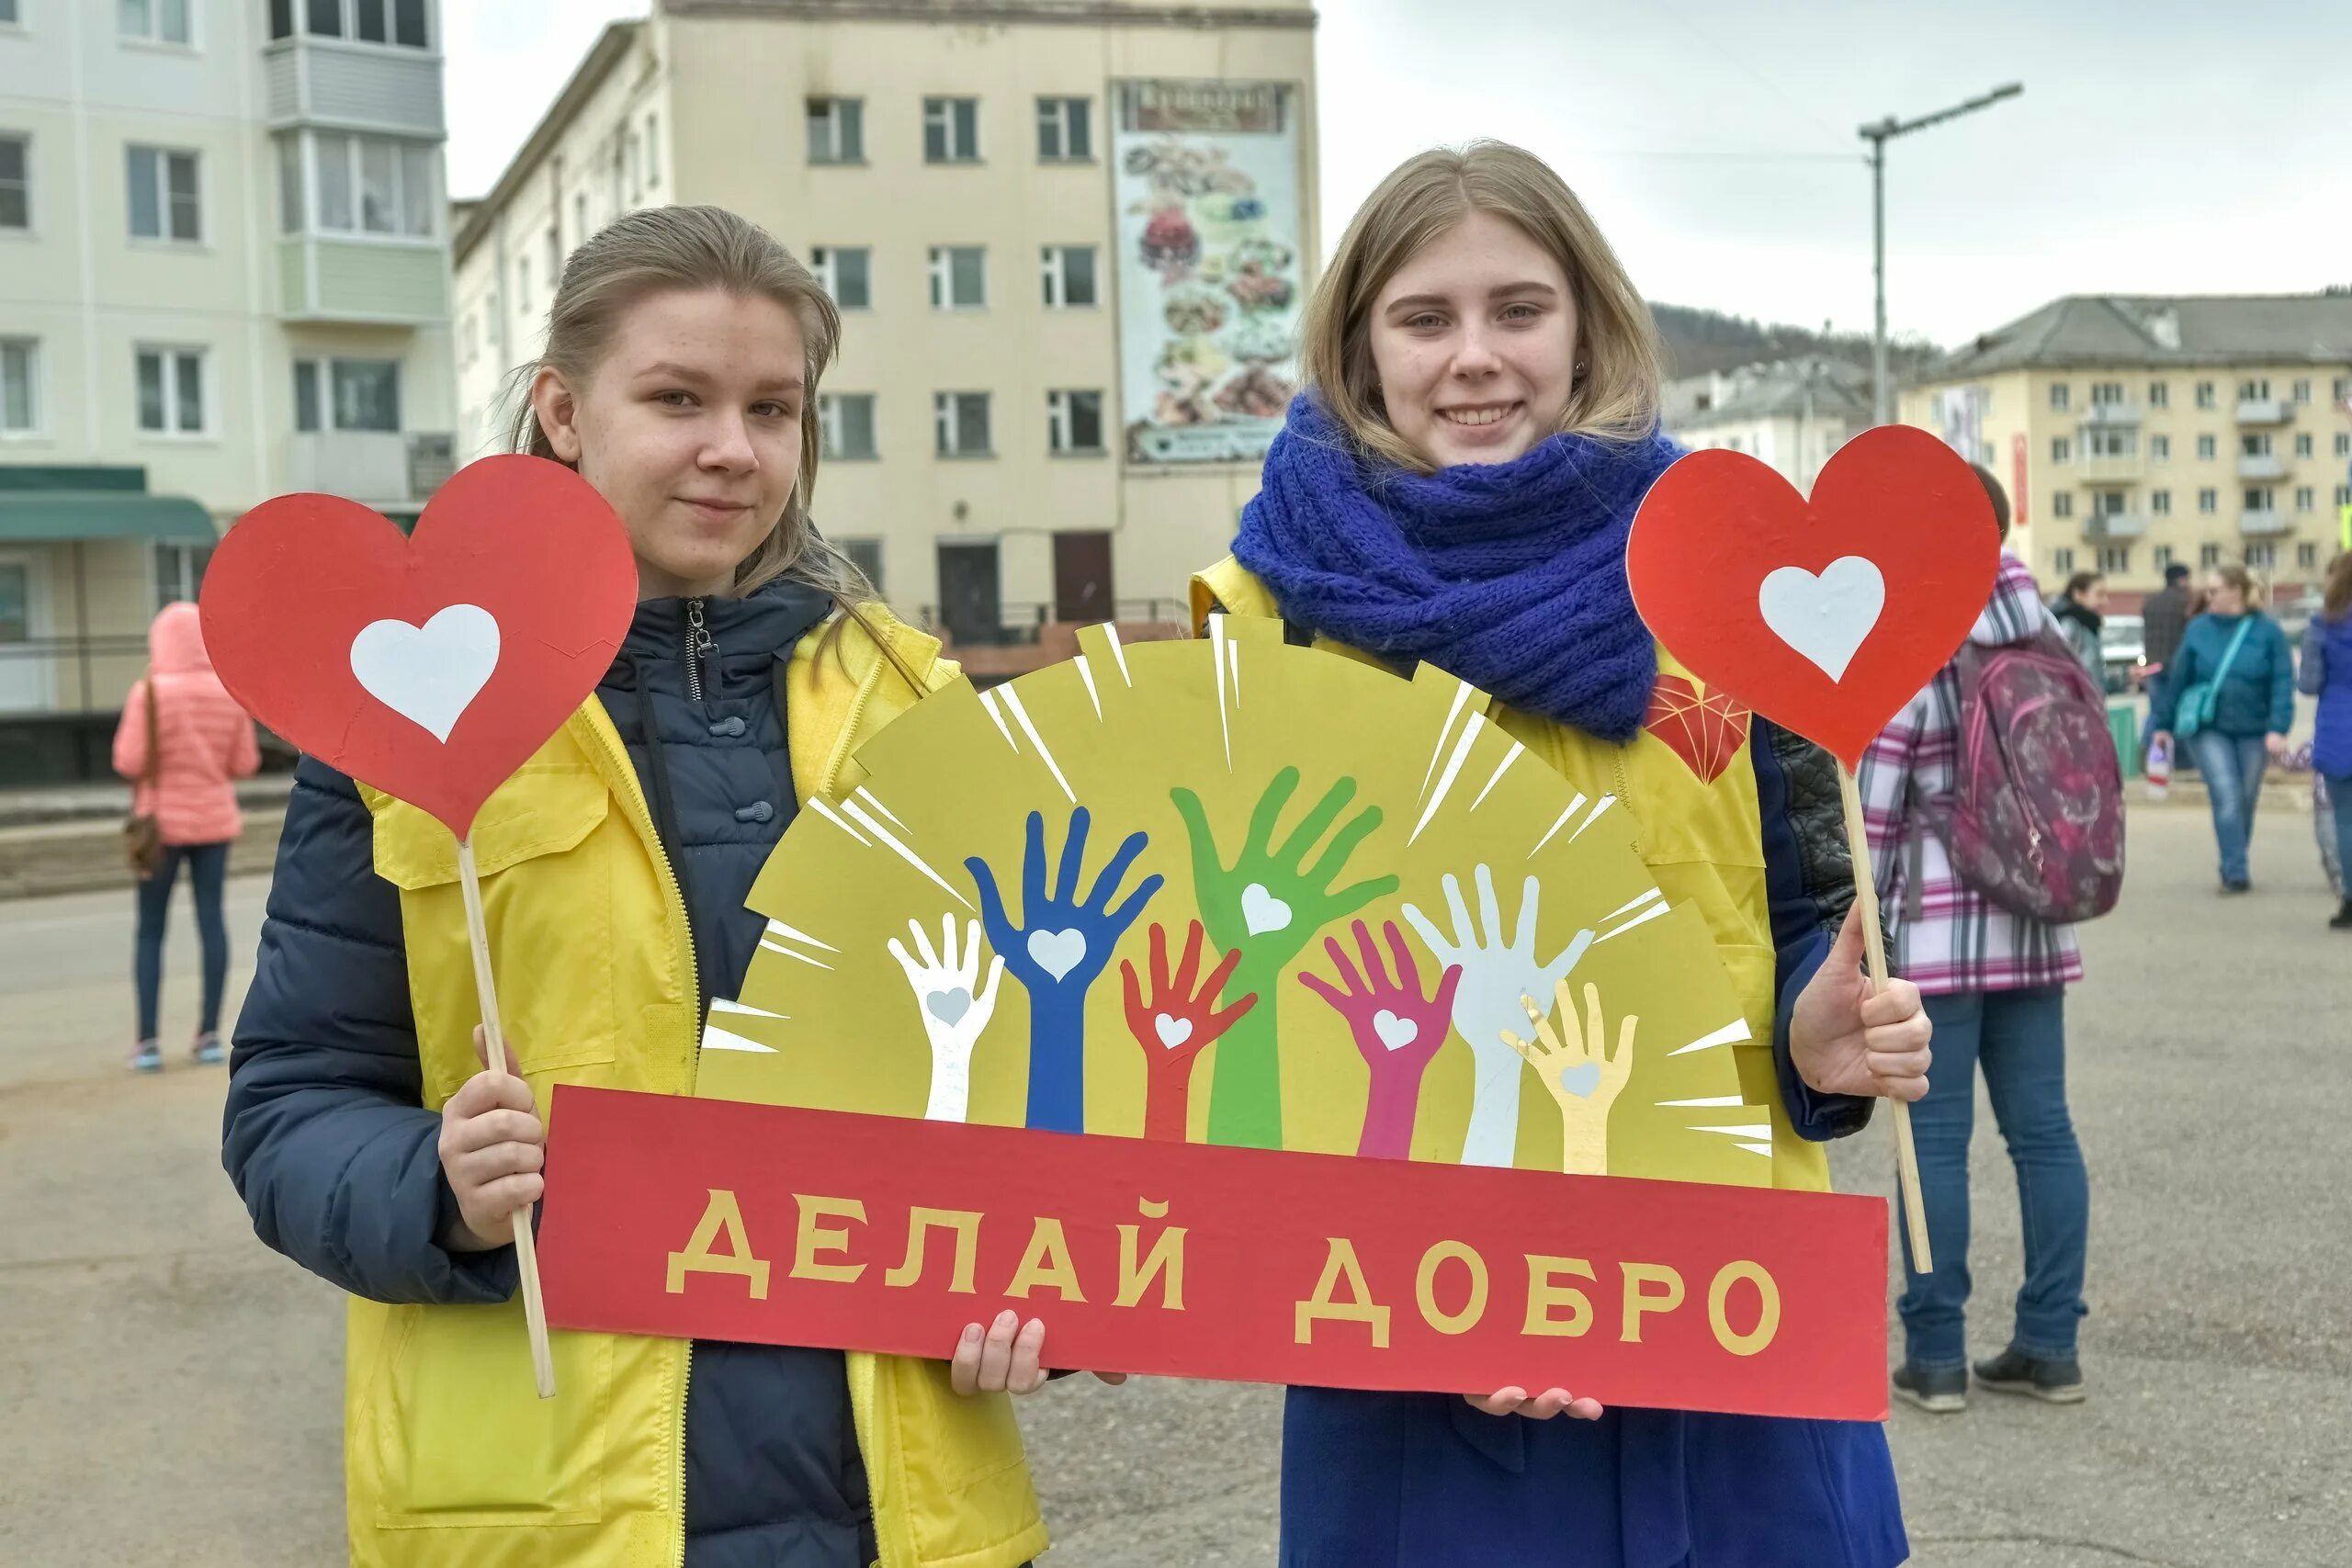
top-left (1401, 864), bottom-right (1595, 1168)
top-left (888, 915), bottom-right (1006, 1122)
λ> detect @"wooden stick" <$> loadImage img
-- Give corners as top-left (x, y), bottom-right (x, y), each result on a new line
top-left (1834, 765), bottom-right (1934, 1275)
top-left (456, 836), bottom-right (560, 1400)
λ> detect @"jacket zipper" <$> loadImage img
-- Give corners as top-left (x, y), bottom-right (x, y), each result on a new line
top-left (684, 596), bottom-right (713, 705)
top-left (580, 708), bottom-right (700, 1568)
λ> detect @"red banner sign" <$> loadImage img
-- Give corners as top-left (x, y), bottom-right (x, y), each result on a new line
top-left (538, 1089), bottom-right (1890, 1420)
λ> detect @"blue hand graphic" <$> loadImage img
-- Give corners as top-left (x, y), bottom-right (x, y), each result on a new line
top-left (967, 807), bottom-right (1164, 1133)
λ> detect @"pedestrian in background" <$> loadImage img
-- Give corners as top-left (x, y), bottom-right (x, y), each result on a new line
top-left (2140, 560), bottom-right (2193, 735)
top-left (2050, 570), bottom-right (2107, 682)
top-left (2296, 551), bottom-right (2352, 927)
top-left (112, 601), bottom-right (259, 1073)
top-left (2149, 564), bottom-right (2295, 893)
top-left (1858, 467), bottom-right (2092, 1414)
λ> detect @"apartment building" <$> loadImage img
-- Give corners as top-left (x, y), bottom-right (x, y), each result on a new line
top-left (0, 0), bottom-right (456, 777)
top-left (452, 0), bottom-right (1319, 651)
top-left (1662, 355), bottom-right (1871, 492)
top-left (1903, 294), bottom-right (2352, 604)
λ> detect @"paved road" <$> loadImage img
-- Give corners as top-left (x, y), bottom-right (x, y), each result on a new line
top-left (1, 806), bottom-right (2345, 1566)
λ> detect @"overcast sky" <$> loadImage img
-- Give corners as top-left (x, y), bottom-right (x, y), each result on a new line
top-left (446, 0), bottom-right (2352, 348)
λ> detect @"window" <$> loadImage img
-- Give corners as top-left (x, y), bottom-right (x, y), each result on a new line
top-left (2293, 378), bottom-right (2311, 404)
top-left (515, 255), bottom-right (530, 313)
top-left (270, 0), bottom-right (293, 38)
top-left (153, 542), bottom-right (211, 610)
top-left (818, 392), bottom-right (877, 460)
top-left (2196, 380), bottom-right (2215, 410)
top-left (2198, 488), bottom-right (2218, 513)
top-left (276, 136), bottom-right (301, 233)
top-left (840, 537), bottom-right (885, 593)
top-left (2242, 433), bottom-right (2272, 457)
top-left (2149, 380), bottom-right (2169, 409)
top-left (2086, 427), bottom-right (2132, 457)
top-left (119, 0), bottom-right (194, 46)
top-left (1047, 389), bottom-right (1103, 454)
top-left (2244, 486), bottom-right (2275, 513)
top-left (295, 0), bottom-right (426, 46)
top-left (2336, 376), bottom-right (2351, 402)
top-left (933, 391), bottom-right (990, 456)
top-left (573, 193), bottom-right (588, 248)
top-left (2338, 433), bottom-right (2351, 458)
top-left (2095, 490), bottom-right (2128, 516)
top-left (308, 134), bottom-right (435, 237)
top-left (2048, 382), bottom-right (2069, 412)
top-left (2239, 378), bottom-right (2270, 400)
top-left (135, 346), bottom-right (205, 434)
top-left (2197, 434), bottom-right (2216, 460)
top-left (644, 114), bottom-right (660, 186)
top-left (2050, 435), bottom-right (2070, 464)
top-left (2097, 546), bottom-right (2130, 574)
top-left (2052, 491), bottom-right (2073, 518)
top-left (2296, 432), bottom-right (2314, 458)
top-left (2153, 546), bottom-right (2174, 573)
top-left (2245, 542), bottom-right (2275, 570)
top-left (923, 97), bottom-right (979, 164)
top-left (2339, 484), bottom-right (2352, 507)
top-left (293, 357), bottom-right (400, 433)
top-left (2301, 542), bottom-right (2320, 570)
top-left (0, 0), bottom-right (20, 23)
top-left (810, 246), bottom-right (870, 310)
top-left (2152, 434), bottom-right (2170, 461)
top-left (2151, 489), bottom-right (2171, 515)
top-left (0, 135), bottom-right (26, 231)
top-left (2297, 486), bottom-right (2315, 513)
top-left (2090, 381), bottom-right (2124, 405)
top-left (1036, 97), bottom-right (1091, 161)
top-left (2052, 547), bottom-right (2074, 574)
top-left (807, 98), bottom-right (865, 164)
top-left (2200, 543), bottom-right (2222, 569)
top-left (126, 146), bottom-right (199, 242)
top-left (1040, 245), bottom-right (1097, 308)
top-left (1, 339), bottom-right (35, 433)
top-left (928, 245), bottom-right (984, 309)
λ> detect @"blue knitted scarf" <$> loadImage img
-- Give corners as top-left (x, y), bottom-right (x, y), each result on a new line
top-left (1233, 394), bottom-right (1680, 742)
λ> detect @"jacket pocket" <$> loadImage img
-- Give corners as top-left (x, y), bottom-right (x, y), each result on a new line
top-left (368, 1304), bottom-right (616, 1529)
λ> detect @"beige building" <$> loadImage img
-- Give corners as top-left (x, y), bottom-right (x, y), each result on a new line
top-left (1902, 294), bottom-right (2352, 607)
top-left (1663, 356), bottom-right (1871, 493)
top-left (452, 0), bottom-right (1319, 656)
top-left (0, 0), bottom-right (456, 777)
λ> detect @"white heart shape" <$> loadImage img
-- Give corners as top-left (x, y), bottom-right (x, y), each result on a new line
top-left (1154, 1013), bottom-right (1194, 1049)
top-left (349, 604), bottom-right (501, 744)
top-left (1758, 556), bottom-right (1885, 683)
top-left (1026, 928), bottom-right (1088, 981)
top-left (1240, 882), bottom-right (1293, 937)
top-left (1373, 1010), bottom-right (1419, 1051)
top-left (926, 987), bottom-right (973, 1027)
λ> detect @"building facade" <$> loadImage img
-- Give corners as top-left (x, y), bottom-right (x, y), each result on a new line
top-left (0, 0), bottom-right (456, 769)
top-left (1902, 295), bottom-right (2352, 607)
top-left (1662, 356), bottom-right (1871, 492)
top-left (452, 0), bottom-right (1320, 651)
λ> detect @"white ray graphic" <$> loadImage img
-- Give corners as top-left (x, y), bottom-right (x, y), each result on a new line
top-left (1604, 888), bottom-right (1663, 921)
top-left (997, 684), bottom-right (1076, 804)
top-left (1408, 712), bottom-right (1485, 845)
top-left (1227, 637), bottom-right (1241, 705)
top-left (1528, 792), bottom-right (1589, 859)
top-left (712, 997), bottom-right (789, 1020)
top-left (1468, 743), bottom-right (1525, 811)
top-left (1736, 1142), bottom-right (1776, 1156)
top-left (977, 688), bottom-right (1019, 752)
top-left (840, 797), bottom-right (975, 911)
top-left (1691, 1123), bottom-right (1774, 1141)
top-left (1566, 794), bottom-right (1617, 843)
top-left (1420, 680), bottom-right (1476, 803)
top-left (756, 936), bottom-right (834, 970)
top-left (1595, 900), bottom-right (1673, 944)
top-left (852, 788), bottom-right (905, 831)
top-left (1669, 1017), bottom-right (1754, 1056)
top-left (1074, 655), bottom-right (1102, 720)
top-left (763, 919), bottom-right (840, 953)
top-left (1657, 1095), bottom-right (1748, 1108)
top-left (1209, 613), bottom-right (1233, 770)
top-left (703, 1024), bottom-right (778, 1054)
top-left (1102, 625), bottom-right (1133, 686)
top-left (808, 797), bottom-right (871, 846)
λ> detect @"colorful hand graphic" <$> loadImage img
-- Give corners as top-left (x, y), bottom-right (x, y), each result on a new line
top-left (1170, 766), bottom-right (1400, 1148)
top-left (1296, 919), bottom-right (1462, 1160)
top-left (967, 807), bottom-right (1164, 1134)
top-left (1401, 864), bottom-right (1595, 1168)
top-left (888, 915), bottom-right (1005, 1122)
top-left (1120, 921), bottom-right (1258, 1142)
top-left (1503, 979), bottom-right (1636, 1177)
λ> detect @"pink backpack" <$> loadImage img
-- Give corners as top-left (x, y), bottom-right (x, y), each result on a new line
top-left (1913, 630), bottom-right (2125, 924)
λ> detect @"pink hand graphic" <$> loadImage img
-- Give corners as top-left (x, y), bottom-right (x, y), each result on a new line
top-left (1297, 919), bottom-right (1463, 1161)
top-left (1120, 921), bottom-right (1258, 1143)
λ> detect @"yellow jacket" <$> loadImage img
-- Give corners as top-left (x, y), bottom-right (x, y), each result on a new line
top-left (350, 608), bottom-right (1046, 1568)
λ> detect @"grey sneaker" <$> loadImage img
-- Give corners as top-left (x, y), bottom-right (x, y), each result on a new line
top-left (1891, 1363), bottom-right (1967, 1414)
top-left (129, 1043), bottom-right (163, 1074)
top-left (1973, 1347), bottom-right (2085, 1404)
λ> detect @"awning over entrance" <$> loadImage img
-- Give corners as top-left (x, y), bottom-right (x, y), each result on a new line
top-left (0, 465), bottom-right (215, 543)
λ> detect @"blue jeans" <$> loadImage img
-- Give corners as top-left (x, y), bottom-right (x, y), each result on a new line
top-left (135, 840), bottom-right (230, 1043)
top-left (1897, 987), bottom-right (2088, 1369)
top-left (2187, 730), bottom-right (2269, 884)
top-left (2328, 774), bottom-right (2352, 900)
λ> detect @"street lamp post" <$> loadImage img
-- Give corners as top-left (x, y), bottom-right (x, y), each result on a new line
top-left (1861, 82), bottom-right (2023, 426)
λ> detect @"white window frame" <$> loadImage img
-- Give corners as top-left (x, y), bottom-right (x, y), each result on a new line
top-left (2050, 435), bottom-right (2070, 464)
top-left (2338, 484), bottom-right (2352, 507)
top-left (2245, 541), bottom-right (2276, 570)
top-left (811, 246), bottom-right (871, 310)
top-left (808, 98), bottom-right (865, 165)
top-left (819, 392), bottom-right (878, 461)
top-left (2197, 434), bottom-right (2217, 460)
top-left (2239, 378), bottom-right (2271, 400)
top-left (295, 0), bottom-right (433, 51)
top-left (119, 0), bottom-right (197, 48)
top-left (2089, 381), bottom-right (2124, 406)
top-left (2299, 541), bottom-right (2320, 570)
top-left (0, 1), bottom-right (22, 28)
top-left (153, 541), bottom-right (211, 612)
top-left (2048, 382), bottom-right (2069, 412)
top-left (2337, 433), bottom-right (2351, 459)
top-left (2096, 545), bottom-right (2129, 574)
top-left (303, 131), bottom-right (436, 241)
top-left (126, 145), bottom-right (201, 243)
top-left (929, 245), bottom-right (985, 310)
top-left (1035, 96), bottom-right (1091, 161)
top-left (0, 132), bottom-right (28, 234)
top-left (2244, 486), bottom-right (2275, 513)
top-left (2151, 434), bottom-right (2170, 461)
top-left (923, 97), bottom-right (980, 164)
top-left (2198, 488), bottom-right (2218, 513)
top-left (2153, 544), bottom-right (2174, 572)
top-left (2295, 432), bottom-right (2314, 458)
top-left (1046, 389), bottom-right (1103, 455)
top-left (1040, 244), bottom-right (1096, 308)
top-left (2292, 378), bottom-right (2312, 404)
top-left (933, 390), bottom-right (990, 457)
top-left (2296, 486), bottom-right (2315, 513)
top-left (293, 355), bottom-right (401, 434)
top-left (0, 337), bottom-right (39, 435)
top-left (644, 112), bottom-right (660, 186)
top-left (135, 344), bottom-right (209, 437)
top-left (2148, 380), bottom-right (2168, 409)
top-left (2199, 543), bottom-right (2222, 569)
top-left (2196, 380), bottom-right (2216, 409)
top-left (2052, 547), bottom-right (2075, 574)
top-left (2151, 489), bottom-right (2171, 515)
top-left (2052, 491), bottom-right (2073, 518)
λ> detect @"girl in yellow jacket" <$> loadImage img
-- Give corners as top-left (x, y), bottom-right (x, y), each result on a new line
top-left (225, 205), bottom-right (1061, 1568)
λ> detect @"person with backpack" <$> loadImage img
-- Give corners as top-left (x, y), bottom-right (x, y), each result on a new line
top-left (2147, 563), bottom-right (2295, 892)
top-left (1857, 465), bottom-right (2109, 1413)
top-left (2295, 551), bottom-right (2352, 927)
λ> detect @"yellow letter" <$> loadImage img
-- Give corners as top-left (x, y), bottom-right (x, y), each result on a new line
top-left (1706, 1260), bottom-right (1781, 1357)
top-left (1522, 1255), bottom-right (1597, 1337)
top-left (1115, 1197), bottom-right (1188, 1310)
top-left (1414, 1241), bottom-right (1489, 1336)
top-left (1006, 1216), bottom-right (1087, 1303)
top-left (789, 1193), bottom-right (867, 1283)
top-left (1619, 1261), bottom-right (1686, 1343)
top-left (1294, 1237), bottom-right (1391, 1348)
top-left (665, 1188), bottom-right (772, 1299)
top-left (883, 1206), bottom-right (982, 1293)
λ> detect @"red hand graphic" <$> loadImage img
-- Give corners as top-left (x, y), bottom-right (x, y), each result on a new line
top-left (1121, 922), bottom-right (1257, 1143)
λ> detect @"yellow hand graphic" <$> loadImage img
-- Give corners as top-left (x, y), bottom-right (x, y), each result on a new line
top-left (1501, 980), bottom-right (1636, 1177)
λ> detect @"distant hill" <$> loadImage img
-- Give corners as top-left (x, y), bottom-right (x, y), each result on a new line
top-left (1649, 302), bottom-right (1943, 380)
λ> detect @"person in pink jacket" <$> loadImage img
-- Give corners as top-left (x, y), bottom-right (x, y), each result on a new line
top-left (112, 601), bottom-right (259, 1071)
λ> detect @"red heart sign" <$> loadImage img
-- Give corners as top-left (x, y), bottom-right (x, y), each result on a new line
top-left (199, 455), bottom-right (639, 838)
top-left (1644, 675), bottom-right (1750, 785)
top-left (1626, 425), bottom-right (2000, 769)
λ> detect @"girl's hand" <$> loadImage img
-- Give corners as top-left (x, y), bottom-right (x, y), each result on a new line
top-left (2266, 732), bottom-right (2289, 760)
top-left (1789, 908), bottom-right (1932, 1101)
top-left (436, 1025), bottom-right (545, 1252)
top-left (1464, 1387), bottom-right (1604, 1421)
top-left (948, 1310), bottom-right (1129, 1396)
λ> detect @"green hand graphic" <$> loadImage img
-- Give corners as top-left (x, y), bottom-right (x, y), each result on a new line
top-left (1170, 766), bottom-right (1400, 1148)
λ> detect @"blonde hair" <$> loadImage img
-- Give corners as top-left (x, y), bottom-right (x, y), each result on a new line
top-left (504, 204), bottom-right (871, 608)
top-left (1299, 141), bottom-right (1664, 472)
top-left (2209, 561), bottom-right (2265, 608)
